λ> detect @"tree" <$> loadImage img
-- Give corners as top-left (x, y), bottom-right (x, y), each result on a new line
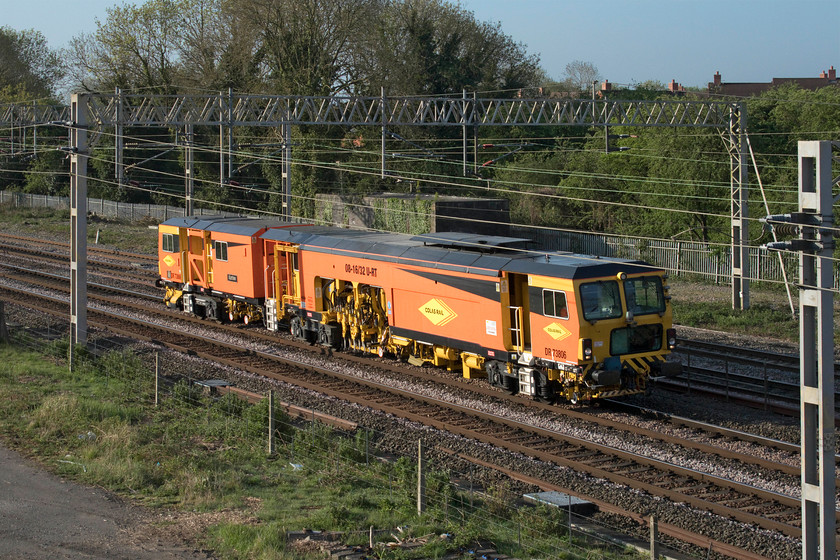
top-left (0, 27), bottom-right (63, 101)
top-left (64, 0), bottom-right (544, 98)
top-left (742, 83), bottom-right (840, 215)
top-left (66, 0), bottom-right (267, 93)
top-left (631, 126), bottom-right (730, 242)
top-left (361, 0), bottom-right (543, 96)
top-left (633, 79), bottom-right (665, 91)
top-left (175, 0), bottom-right (253, 90)
top-left (67, 0), bottom-right (183, 93)
top-left (234, 0), bottom-right (381, 95)
top-left (563, 60), bottom-right (600, 94)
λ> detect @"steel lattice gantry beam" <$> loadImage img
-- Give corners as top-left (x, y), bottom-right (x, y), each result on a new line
top-left (0, 103), bottom-right (70, 127)
top-left (62, 94), bottom-right (737, 128)
top-left (36, 93), bottom-right (747, 352)
top-left (3, 94), bottom-right (737, 128)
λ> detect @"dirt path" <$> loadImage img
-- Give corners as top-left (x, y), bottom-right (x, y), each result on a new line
top-left (0, 442), bottom-right (215, 559)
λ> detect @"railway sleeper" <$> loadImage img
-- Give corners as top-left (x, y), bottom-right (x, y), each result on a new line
top-left (743, 501), bottom-right (781, 513)
top-left (673, 483), bottom-right (713, 493)
top-left (613, 465), bottom-right (652, 476)
top-left (720, 496), bottom-right (762, 507)
top-left (585, 455), bottom-right (622, 466)
top-left (563, 450), bottom-right (602, 461)
top-left (764, 509), bottom-right (800, 520)
top-left (698, 489), bottom-right (738, 499)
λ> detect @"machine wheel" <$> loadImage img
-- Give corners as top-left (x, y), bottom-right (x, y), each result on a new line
top-left (486, 361), bottom-right (503, 388)
top-left (535, 371), bottom-right (555, 403)
top-left (317, 325), bottom-right (329, 346)
top-left (291, 317), bottom-right (304, 339)
top-left (502, 374), bottom-right (519, 395)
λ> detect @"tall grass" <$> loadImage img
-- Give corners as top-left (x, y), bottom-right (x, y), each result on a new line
top-left (0, 340), bottom-right (645, 559)
top-left (673, 300), bottom-right (799, 340)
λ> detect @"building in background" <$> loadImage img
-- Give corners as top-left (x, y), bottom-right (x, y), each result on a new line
top-left (707, 66), bottom-right (837, 96)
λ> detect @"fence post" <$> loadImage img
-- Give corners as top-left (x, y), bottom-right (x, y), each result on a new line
top-left (417, 439), bottom-right (425, 515)
top-left (154, 352), bottom-right (160, 406)
top-left (649, 516), bottom-right (659, 559)
top-left (268, 390), bottom-right (275, 455)
top-left (568, 493), bottom-right (573, 539)
top-left (469, 466), bottom-right (473, 508)
top-left (676, 241), bottom-right (682, 277)
top-left (0, 302), bottom-right (9, 343)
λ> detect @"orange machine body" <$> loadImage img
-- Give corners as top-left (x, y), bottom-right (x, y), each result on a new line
top-left (158, 217), bottom-right (680, 402)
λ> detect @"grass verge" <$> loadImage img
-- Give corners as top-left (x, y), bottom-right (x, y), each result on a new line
top-left (0, 339), bottom-right (640, 559)
top-left (672, 300), bottom-right (799, 342)
top-left (0, 204), bottom-right (159, 253)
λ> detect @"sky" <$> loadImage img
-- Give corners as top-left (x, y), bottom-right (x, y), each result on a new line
top-left (4, 0), bottom-right (839, 89)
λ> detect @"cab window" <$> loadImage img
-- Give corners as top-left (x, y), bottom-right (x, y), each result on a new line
top-left (161, 233), bottom-right (177, 253)
top-left (542, 289), bottom-right (568, 319)
top-left (214, 240), bottom-right (228, 261)
top-left (624, 276), bottom-right (665, 315)
top-left (580, 281), bottom-right (622, 321)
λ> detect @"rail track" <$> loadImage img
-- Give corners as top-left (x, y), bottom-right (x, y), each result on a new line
top-left (1, 267), bottom-right (837, 559)
top-left (1, 235), bottom-right (835, 418)
top-left (662, 338), bottom-right (840, 421)
top-left (3, 236), bottom-right (839, 559)
top-left (0, 260), bottom-right (820, 462)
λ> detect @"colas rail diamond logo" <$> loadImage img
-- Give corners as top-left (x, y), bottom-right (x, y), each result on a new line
top-left (419, 298), bottom-right (458, 327)
top-left (544, 322), bottom-right (572, 341)
top-left (163, 255), bottom-right (175, 267)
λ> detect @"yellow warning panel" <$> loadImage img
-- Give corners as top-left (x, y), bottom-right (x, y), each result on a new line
top-left (543, 322), bottom-right (572, 341)
top-left (419, 298), bottom-right (458, 327)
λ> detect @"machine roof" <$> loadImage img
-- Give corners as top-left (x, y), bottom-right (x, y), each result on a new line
top-left (410, 232), bottom-right (531, 251)
top-left (161, 215), bottom-right (290, 237)
top-left (163, 218), bottom-right (656, 278)
top-left (261, 225), bottom-right (656, 279)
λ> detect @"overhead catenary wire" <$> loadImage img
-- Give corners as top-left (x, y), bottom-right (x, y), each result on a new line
top-left (4, 111), bottom-right (837, 282)
top-left (5, 150), bottom-right (836, 290)
top-left (0, 126), bottom-right (806, 214)
top-left (5, 126), bottom-right (813, 236)
top-left (1, 118), bottom-right (816, 197)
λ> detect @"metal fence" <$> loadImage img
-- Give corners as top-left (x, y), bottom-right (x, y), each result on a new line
top-left (0, 191), bottom-right (237, 221)
top-left (3, 190), bottom-right (835, 289)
